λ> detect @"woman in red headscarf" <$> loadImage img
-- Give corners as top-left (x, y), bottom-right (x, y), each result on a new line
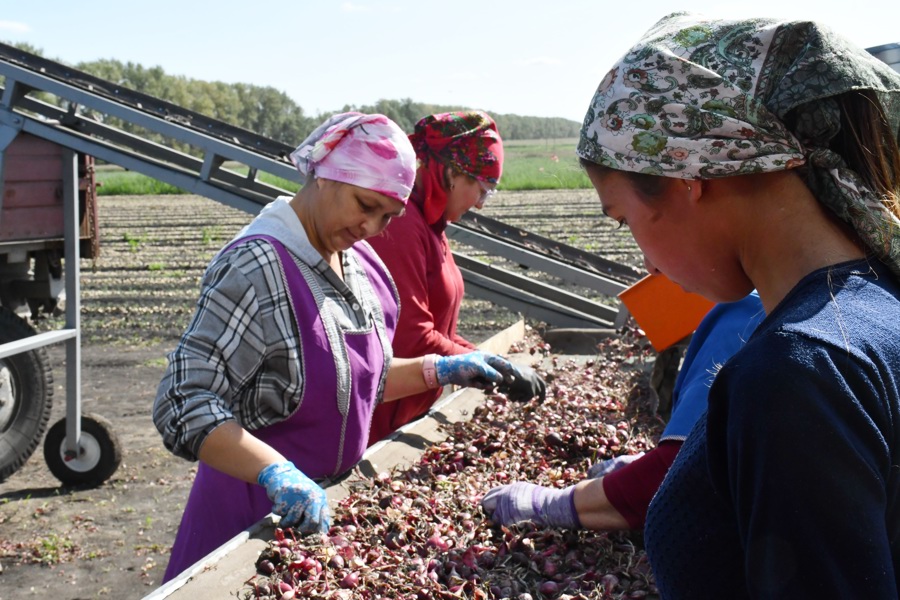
top-left (367, 111), bottom-right (544, 444)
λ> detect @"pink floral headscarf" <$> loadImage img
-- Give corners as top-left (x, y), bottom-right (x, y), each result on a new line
top-left (290, 112), bottom-right (417, 204)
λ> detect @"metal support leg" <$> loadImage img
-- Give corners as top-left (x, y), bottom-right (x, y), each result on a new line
top-left (62, 149), bottom-right (82, 457)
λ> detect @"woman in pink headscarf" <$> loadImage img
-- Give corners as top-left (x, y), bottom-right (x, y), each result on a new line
top-left (367, 111), bottom-right (546, 445)
top-left (153, 113), bottom-right (523, 582)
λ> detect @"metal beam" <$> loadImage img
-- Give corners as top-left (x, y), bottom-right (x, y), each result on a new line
top-left (62, 149), bottom-right (82, 454)
top-left (0, 40), bottom-right (292, 161)
top-left (0, 62), bottom-right (299, 182)
top-left (448, 224), bottom-right (627, 298)
top-left (455, 212), bottom-right (642, 283)
top-left (18, 117), bottom-right (272, 215)
top-left (454, 253), bottom-right (618, 328)
top-left (0, 329), bottom-right (77, 360)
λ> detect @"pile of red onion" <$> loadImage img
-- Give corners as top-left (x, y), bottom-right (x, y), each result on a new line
top-left (243, 331), bottom-right (662, 599)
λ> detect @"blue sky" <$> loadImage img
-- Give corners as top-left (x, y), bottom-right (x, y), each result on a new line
top-left (2, 1), bottom-right (899, 123)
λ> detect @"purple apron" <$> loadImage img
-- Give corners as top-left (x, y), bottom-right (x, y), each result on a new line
top-left (163, 236), bottom-right (397, 582)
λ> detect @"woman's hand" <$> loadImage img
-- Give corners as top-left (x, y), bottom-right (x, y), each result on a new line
top-left (497, 364), bottom-right (547, 402)
top-left (481, 482), bottom-right (580, 529)
top-left (257, 461), bottom-right (331, 533)
top-left (434, 352), bottom-right (512, 390)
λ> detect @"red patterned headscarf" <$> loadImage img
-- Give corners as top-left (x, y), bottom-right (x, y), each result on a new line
top-left (408, 111), bottom-right (504, 225)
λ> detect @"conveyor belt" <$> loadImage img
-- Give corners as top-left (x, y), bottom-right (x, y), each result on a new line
top-left (0, 40), bottom-right (637, 327)
top-left (453, 211), bottom-right (642, 284)
top-left (0, 42), bottom-right (294, 161)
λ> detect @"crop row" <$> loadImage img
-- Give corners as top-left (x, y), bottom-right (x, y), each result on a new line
top-left (37, 191), bottom-right (641, 346)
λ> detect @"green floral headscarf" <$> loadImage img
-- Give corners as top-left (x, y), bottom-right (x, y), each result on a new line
top-left (577, 12), bottom-right (900, 277)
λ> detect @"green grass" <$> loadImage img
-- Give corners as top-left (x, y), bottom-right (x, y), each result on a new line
top-left (97, 171), bottom-right (186, 195)
top-left (498, 138), bottom-right (591, 191)
top-left (92, 138), bottom-right (591, 195)
top-left (95, 164), bottom-right (300, 196)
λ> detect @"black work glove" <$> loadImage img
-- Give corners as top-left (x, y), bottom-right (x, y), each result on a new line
top-left (497, 364), bottom-right (547, 402)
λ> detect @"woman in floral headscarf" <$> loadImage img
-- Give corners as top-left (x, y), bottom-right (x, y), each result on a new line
top-left (153, 112), bottom-right (525, 583)
top-left (366, 111), bottom-right (546, 444)
top-left (574, 12), bottom-right (900, 598)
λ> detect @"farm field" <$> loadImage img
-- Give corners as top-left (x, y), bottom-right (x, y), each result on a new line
top-left (0, 190), bottom-right (647, 600)
top-left (93, 137), bottom-right (593, 197)
top-left (36, 189), bottom-right (643, 347)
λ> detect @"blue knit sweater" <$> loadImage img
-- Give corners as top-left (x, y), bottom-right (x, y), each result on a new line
top-left (646, 259), bottom-right (900, 599)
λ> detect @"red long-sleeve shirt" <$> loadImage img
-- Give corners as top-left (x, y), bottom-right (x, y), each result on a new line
top-left (366, 202), bottom-right (476, 444)
top-left (602, 440), bottom-right (682, 528)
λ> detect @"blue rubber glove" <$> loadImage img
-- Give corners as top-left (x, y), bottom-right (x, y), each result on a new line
top-left (434, 352), bottom-right (513, 390)
top-left (481, 482), bottom-right (581, 529)
top-left (257, 461), bottom-right (331, 533)
top-left (586, 452), bottom-right (645, 479)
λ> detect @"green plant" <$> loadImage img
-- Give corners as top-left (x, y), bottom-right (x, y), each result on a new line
top-left (122, 232), bottom-right (145, 252)
top-left (33, 534), bottom-right (75, 565)
top-left (144, 357), bottom-right (168, 368)
top-left (201, 226), bottom-right (222, 245)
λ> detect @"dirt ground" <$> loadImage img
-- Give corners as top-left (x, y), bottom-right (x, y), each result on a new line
top-left (0, 191), bottom-right (642, 600)
top-left (0, 342), bottom-right (193, 599)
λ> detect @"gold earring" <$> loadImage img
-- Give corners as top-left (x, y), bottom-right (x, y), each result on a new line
top-left (687, 185), bottom-right (692, 191)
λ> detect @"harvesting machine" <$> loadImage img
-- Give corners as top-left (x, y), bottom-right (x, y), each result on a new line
top-left (2, 39), bottom-right (895, 493)
top-left (0, 41), bottom-right (640, 487)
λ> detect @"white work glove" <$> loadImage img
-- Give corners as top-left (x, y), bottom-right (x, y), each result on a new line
top-left (481, 482), bottom-right (581, 529)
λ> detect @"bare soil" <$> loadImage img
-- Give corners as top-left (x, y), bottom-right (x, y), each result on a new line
top-left (0, 191), bottom-right (640, 600)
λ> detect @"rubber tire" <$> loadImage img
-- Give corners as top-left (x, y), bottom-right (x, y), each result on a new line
top-left (0, 308), bottom-right (54, 482)
top-left (43, 413), bottom-right (122, 487)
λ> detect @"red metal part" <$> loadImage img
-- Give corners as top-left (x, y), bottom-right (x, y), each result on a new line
top-left (1, 132), bottom-right (99, 258)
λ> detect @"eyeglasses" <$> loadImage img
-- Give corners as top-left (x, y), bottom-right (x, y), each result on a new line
top-left (477, 180), bottom-right (497, 205)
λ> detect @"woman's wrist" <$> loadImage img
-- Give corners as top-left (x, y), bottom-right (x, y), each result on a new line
top-left (573, 477), bottom-right (630, 530)
top-left (422, 354), bottom-right (439, 389)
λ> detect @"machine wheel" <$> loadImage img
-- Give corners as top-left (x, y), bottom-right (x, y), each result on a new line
top-left (43, 413), bottom-right (122, 486)
top-left (0, 307), bottom-right (54, 482)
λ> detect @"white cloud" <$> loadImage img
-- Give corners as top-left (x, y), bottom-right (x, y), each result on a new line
top-left (445, 71), bottom-right (482, 82)
top-left (0, 21), bottom-right (30, 34)
top-left (340, 2), bottom-right (372, 12)
top-left (515, 57), bottom-right (563, 67)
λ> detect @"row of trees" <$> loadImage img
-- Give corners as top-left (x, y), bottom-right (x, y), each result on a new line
top-left (337, 98), bottom-right (581, 141)
top-left (10, 42), bottom-right (580, 144)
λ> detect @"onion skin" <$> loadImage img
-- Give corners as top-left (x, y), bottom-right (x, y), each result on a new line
top-left (243, 334), bottom-right (661, 599)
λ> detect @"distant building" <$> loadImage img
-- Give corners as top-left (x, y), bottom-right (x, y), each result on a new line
top-left (867, 43), bottom-right (900, 73)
